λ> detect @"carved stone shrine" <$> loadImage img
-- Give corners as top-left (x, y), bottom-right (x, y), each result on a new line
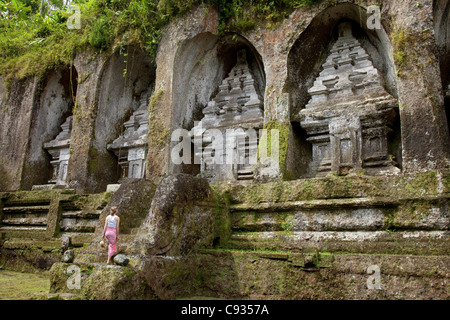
top-left (191, 49), bottom-right (264, 182)
top-left (107, 92), bottom-right (150, 180)
top-left (44, 115), bottom-right (73, 186)
top-left (299, 22), bottom-right (400, 177)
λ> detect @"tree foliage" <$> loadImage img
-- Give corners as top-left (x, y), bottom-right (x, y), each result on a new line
top-left (0, 0), bottom-right (321, 84)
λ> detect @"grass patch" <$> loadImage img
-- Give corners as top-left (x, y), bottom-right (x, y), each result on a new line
top-left (0, 270), bottom-right (50, 300)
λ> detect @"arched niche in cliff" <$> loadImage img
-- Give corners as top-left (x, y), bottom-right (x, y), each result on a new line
top-left (92, 46), bottom-right (155, 190)
top-left (22, 65), bottom-right (78, 190)
top-left (169, 32), bottom-right (266, 180)
top-left (433, 0), bottom-right (450, 135)
top-left (286, 3), bottom-right (402, 178)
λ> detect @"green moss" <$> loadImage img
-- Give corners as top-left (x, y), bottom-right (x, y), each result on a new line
top-left (122, 266), bottom-right (136, 278)
top-left (210, 185), bottom-right (232, 247)
top-left (258, 120), bottom-right (290, 179)
top-left (390, 24), bottom-right (435, 79)
top-left (217, 0), bottom-right (321, 34)
top-left (391, 27), bottom-right (408, 76)
top-left (148, 86), bottom-right (170, 149)
top-left (0, 1), bottom-right (324, 85)
top-left (280, 215), bottom-right (294, 237)
top-left (228, 170), bottom-right (450, 205)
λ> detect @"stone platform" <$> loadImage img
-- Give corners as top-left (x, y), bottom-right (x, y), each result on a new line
top-left (1, 171), bottom-right (449, 299)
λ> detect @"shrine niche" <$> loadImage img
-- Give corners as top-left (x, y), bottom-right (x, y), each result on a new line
top-left (44, 116), bottom-right (73, 186)
top-left (107, 91), bottom-right (150, 181)
top-left (191, 49), bottom-right (264, 182)
top-left (170, 32), bottom-right (265, 181)
top-left (298, 22), bottom-right (400, 177)
top-left (92, 46), bottom-right (155, 191)
top-left (25, 66), bottom-right (78, 190)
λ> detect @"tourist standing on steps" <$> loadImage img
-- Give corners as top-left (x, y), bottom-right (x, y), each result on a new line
top-left (102, 206), bottom-right (120, 264)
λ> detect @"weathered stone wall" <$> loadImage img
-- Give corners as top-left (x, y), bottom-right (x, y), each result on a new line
top-left (0, 77), bottom-right (40, 191)
top-left (21, 67), bottom-right (77, 189)
top-left (387, 0), bottom-right (450, 173)
top-left (151, 0), bottom-right (449, 182)
top-left (0, 1), bottom-right (449, 192)
top-left (67, 48), bottom-right (155, 193)
top-left (434, 0), bottom-right (450, 88)
top-left (1, 0), bottom-right (449, 301)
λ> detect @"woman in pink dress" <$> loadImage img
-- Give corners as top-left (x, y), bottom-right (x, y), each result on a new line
top-left (101, 206), bottom-right (120, 264)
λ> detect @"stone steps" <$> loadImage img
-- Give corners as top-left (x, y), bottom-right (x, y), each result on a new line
top-left (229, 194), bottom-right (450, 233)
top-left (59, 210), bottom-right (99, 233)
top-left (227, 230), bottom-right (450, 255)
top-left (0, 225), bottom-right (47, 231)
top-left (59, 197), bottom-right (103, 235)
top-left (1, 239), bottom-right (62, 250)
top-left (2, 205), bottom-right (50, 214)
top-left (1, 204), bottom-right (50, 230)
top-left (61, 211), bottom-right (101, 219)
top-left (237, 169), bottom-right (254, 181)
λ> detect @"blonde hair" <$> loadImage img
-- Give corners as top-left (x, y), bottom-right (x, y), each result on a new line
top-left (110, 206), bottom-right (118, 215)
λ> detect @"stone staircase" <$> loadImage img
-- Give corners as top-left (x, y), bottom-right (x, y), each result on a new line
top-left (237, 167), bottom-right (254, 181)
top-left (2, 172), bottom-right (449, 300)
top-left (226, 192), bottom-right (450, 256)
top-left (184, 172), bottom-right (450, 299)
top-left (59, 200), bottom-right (102, 234)
top-left (0, 200), bottom-right (50, 232)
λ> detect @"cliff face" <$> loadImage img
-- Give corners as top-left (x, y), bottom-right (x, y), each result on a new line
top-left (0, 0), bottom-right (449, 300)
top-left (0, 0), bottom-right (449, 193)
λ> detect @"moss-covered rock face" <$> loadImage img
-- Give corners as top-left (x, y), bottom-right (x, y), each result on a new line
top-left (0, 241), bottom-right (61, 272)
top-left (80, 264), bottom-right (155, 300)
top-left (137, 174), bottom-right (217, 256)
top-left (134, 249), bottom-right (450, 300)
top-left (49, 262), bottom-right (156, 300)
top-left (222, 170), bottom-right (450, 204)
top-left (95, 178), bottom-right (157, 235)
top-left (4, 169), bottom-right (449, 300)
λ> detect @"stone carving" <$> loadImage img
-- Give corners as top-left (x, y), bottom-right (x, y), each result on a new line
top-left (191, 49), bottom-right (264, 182)
top-left (299, 22), bottom-right (400, 177)
top-left (107, 91), bottom-right (150, 180)
top-left (44, 115), bottom-right (73, 186)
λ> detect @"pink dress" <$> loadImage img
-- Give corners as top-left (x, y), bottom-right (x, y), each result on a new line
top-left (105, 216), bottom-right (118, 258)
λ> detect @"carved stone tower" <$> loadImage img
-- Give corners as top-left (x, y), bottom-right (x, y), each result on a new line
top-left (44, 115), bottom-right (73, 186)
top-left (191, 49), bottom-right (264, 182)
top-left (107, 91), bottom-right (150, 180)
top-left (299, 22), bottom-right (400, 177)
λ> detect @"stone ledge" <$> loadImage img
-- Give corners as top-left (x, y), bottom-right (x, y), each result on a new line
top-left (221, 171), bottom-right (450, 205)
top-left (230, 194), bottom-right (450, 212)
top-left (1, 239), bottom-right (62, 250)
top-left (228, 231), bottom-right (450, 255)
